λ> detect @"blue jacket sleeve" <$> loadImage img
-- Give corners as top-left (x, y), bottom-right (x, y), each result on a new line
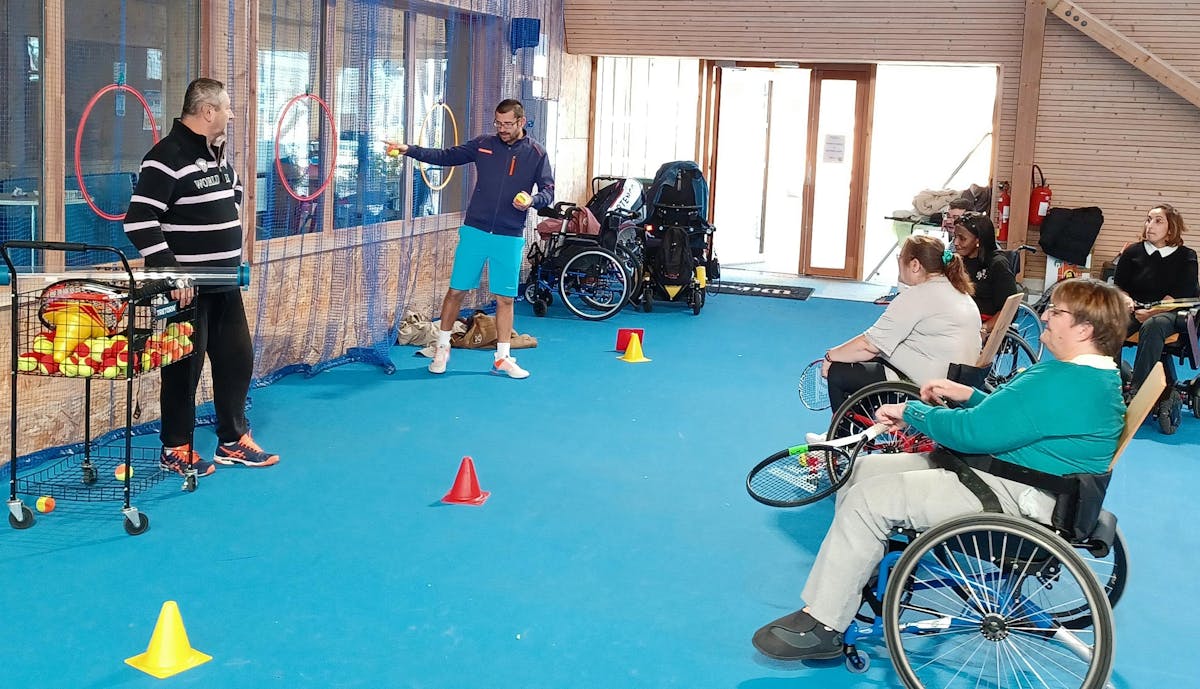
top-left (530, 152), bottom-right (555, 210)
top-left (405, 139), bottom-right (479, 167)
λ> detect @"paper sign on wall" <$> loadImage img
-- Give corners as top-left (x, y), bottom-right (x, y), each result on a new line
top-left (822, 134), bottom-right (846, 163)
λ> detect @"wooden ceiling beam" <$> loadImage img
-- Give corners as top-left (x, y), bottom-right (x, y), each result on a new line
top-left (1044, 0), bottom-right (1200, 111)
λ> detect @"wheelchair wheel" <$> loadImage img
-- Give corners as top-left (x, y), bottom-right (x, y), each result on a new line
top-left (988, 331), bottom-right (1039, 387)
top-left (884, 513), bottom-right (1114, 689)
top-left (1012, 303), bottom-right (1045, 359)
top-left (558, 248), bottom-right (629, 321)
top-left (1189, 379), bottom-right (1200, 418)
top-left (826, 381), bottom-right (933, 454)
top-left (1060, 525), bottom-right (1127, 628)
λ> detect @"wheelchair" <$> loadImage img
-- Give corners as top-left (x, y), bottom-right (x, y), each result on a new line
top-left (632, 204), bottom-right (715, 315)
top-left (1122, 305), bottom-right (1200, 434)
top-left (806, 363), bottom-right (1168, 686)
top-left (522, 202), bottom-right (630, 321)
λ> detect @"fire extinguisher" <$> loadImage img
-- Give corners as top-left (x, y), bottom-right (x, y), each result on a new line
top-left (1029, 165), bottom-right (1052, 226)
top-left (996, 181), bottom-right (1011, 242)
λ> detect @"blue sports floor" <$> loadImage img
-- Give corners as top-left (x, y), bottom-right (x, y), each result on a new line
top-left (2, 293), bottom-right (1197, 688)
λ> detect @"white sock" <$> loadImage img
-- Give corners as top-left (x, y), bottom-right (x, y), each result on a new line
top-left (436, 328), bottom-right (452, 348)
top-left (496, 342), bottom-right (511, 360)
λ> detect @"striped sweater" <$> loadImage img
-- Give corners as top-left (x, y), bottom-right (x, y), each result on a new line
top-left (124, 119), bottom-right (243, 278)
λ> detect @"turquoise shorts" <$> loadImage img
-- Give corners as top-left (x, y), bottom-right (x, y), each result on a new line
top-left (449, 225), bottom-right (526, 297)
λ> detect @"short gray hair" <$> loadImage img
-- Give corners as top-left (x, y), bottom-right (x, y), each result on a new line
top-left (181, 78), bottom-right (226, 116)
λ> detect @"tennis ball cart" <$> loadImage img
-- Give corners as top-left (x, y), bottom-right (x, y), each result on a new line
top-left (2, 241), bottom-right (247, 535)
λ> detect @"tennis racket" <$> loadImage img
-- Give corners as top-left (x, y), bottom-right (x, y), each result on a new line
top-left (746, 423), bottom-right (888, 508)
top-left (1136, 298), bottom-right (1200, 313)
top-left (37, 278), bottom-right (177, 331)
top-left (797, 359), bottom-right (830, 411)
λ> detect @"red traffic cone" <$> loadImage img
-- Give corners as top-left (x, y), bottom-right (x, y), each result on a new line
top-left (442, 456), bottom-right (490, 505)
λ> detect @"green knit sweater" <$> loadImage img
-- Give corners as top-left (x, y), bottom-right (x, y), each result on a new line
top-left (902, 359), bottom-right (1125, 475)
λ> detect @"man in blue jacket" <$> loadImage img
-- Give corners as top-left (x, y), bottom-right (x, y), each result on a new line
top-left (396, 99), bottom-right (555, 378)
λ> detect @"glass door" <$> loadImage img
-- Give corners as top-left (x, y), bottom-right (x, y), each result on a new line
top-left (711, 66), bottom-right (810, 272)
top-left (711, 64), bottom-right (872, 278)
top-left (800, 69), bottom-right (872, 279)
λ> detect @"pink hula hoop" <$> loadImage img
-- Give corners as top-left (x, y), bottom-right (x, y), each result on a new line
top-left (74, 84), bottom-right (160, 222)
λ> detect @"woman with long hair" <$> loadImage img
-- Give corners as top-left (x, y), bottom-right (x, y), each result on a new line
top-left (1113, 203), bottom-right (1199, 399)
top-left (821, 235), bottom-right (981, 413)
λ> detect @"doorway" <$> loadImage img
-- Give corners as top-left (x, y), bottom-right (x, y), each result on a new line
top-left (711, 64), bottom-right (873, 279)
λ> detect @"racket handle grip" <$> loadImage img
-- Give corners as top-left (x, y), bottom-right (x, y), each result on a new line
top-left (131, 278), bottom-right (178, 301)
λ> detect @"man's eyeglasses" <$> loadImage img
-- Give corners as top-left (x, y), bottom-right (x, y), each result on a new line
top-left (493, 119), bottom-right (521, 129)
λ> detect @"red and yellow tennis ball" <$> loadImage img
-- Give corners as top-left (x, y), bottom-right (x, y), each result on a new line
top-left (18, 353), bottom-right (39, 372)
top-left (36, 496), bottom-right (56, 513)
top-left (114, 464), bottom-right (133, 481)
top-left (514, 191), bottom-right (532, 206)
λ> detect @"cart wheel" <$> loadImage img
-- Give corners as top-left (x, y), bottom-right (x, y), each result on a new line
top-left (845, 648), bottom-right (871, 674)
top-left (8, 505), bottom-right (35, 530)
top-left (523, 282), bottom-right (539, 304)
top-left (183, 474), bottom-right (198, 492)
top-left (124, 512), bottom-right (150, 536)
top-left (81, 466), bottom-right (98, 485)
top-left (532, 299), bottom-right (548, 317)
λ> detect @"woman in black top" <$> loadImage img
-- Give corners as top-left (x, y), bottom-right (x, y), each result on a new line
top-left (952, 212), bottom-right (1021, 336)
top-left (1113, 203), bottom-right (1200, 394)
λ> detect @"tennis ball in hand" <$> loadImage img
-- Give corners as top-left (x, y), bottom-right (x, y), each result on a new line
top-left (36, 496), bottom-right (56, 513)
top-left (514, 191), bottom-right (532, 206)
top-left (114, 464), bottom-right (133, 481)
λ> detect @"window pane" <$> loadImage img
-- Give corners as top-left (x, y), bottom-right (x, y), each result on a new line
top-left (0, 3), bottom-right (43, 270)
top-left (594, 57), bottom-right (699, 179)
top-left (64, 1), bottom-right (200, 265)
top-left (334, 0), bottom-right (406, 229)
top-left (257, 0), bottom-right (322, 238)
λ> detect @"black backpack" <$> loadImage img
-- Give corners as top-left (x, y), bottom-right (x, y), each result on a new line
top-left (655, 225), bottom-right (694, 285)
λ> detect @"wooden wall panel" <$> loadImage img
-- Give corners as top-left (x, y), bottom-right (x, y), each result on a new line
top-left (1025, 13), bottom-right (1200, 281)
top-left (562, 0), bottom-right (1200, 287)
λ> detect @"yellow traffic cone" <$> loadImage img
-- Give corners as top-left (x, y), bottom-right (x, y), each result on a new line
top-left (125, 601), bottom-right (212, 679)
top-left (617, 332), bottom-right (651, 363)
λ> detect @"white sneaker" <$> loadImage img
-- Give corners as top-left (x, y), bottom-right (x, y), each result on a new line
top-left (805, 432), bottom-right (827, 445)
top-left (428, 345), bottom-right (450, 374)
top-left (492, 356), bottom-right (529, 379)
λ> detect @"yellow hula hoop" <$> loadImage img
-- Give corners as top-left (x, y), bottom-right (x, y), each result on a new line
top-left (416, 102), bottom-right (459, 192)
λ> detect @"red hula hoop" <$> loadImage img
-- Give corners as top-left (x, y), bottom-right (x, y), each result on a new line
top-left (274, 93), bottom-right (338, 203)
top-left (75, 84), bottom-right (160, 222)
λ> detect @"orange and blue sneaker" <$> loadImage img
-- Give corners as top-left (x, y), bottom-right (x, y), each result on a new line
top-left (159, 445), bottom-right (216, 477)
top-left (214, 433), bottom-right (281, 467)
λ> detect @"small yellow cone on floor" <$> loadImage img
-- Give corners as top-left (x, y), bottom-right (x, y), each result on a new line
top-left (617, 332), bottom-right (651, 363)
top-left (125, 601), bottom-right (212, 679)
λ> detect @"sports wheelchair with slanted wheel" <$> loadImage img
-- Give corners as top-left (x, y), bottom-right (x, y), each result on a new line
top-left (523, 201), bottom-right (630, 321)
top-left (767, 365), bottom-right (1164, 686)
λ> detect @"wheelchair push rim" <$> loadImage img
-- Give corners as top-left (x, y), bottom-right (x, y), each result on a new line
top-left (883, 513), bottom-right (1115, 689)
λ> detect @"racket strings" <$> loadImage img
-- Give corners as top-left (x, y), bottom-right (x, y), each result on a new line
top-left (797, 361), bottom-right (830, 411)
top-left (748, 446), bottom-right (851, 506)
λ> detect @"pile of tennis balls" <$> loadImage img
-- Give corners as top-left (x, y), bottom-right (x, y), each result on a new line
top-left (17, 321), bottom-right (195, 377)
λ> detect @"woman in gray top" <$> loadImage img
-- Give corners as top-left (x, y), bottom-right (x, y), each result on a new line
top-left (821, 235), bottom-right (981, 411)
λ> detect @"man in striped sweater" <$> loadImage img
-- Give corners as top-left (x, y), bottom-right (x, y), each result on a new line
top-left (125, 77), bottom-right (279, 478)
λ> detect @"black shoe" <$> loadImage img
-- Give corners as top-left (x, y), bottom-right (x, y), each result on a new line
top-left (752, 610), bottom-right (844, 660)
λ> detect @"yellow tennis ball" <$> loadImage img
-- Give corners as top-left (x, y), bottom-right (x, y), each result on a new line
top-left (36, 496), bottom-right (56, 513)
top-left (114, 464), bottom-right (133, 481)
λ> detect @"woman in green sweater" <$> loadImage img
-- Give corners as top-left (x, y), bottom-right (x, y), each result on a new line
top-left (752, 278), bottom-right (1128, 662)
